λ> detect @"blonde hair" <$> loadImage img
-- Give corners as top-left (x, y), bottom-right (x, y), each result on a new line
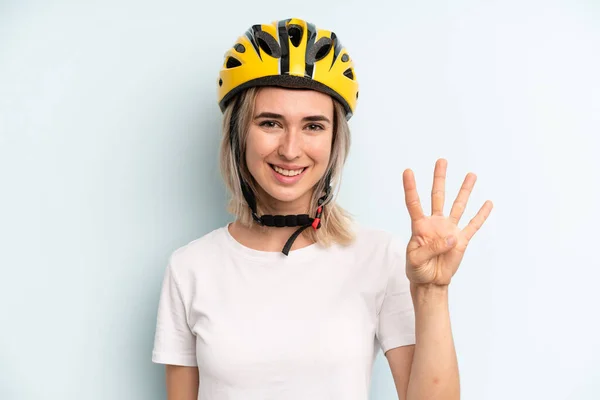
top-left (219, 87), bottom-right (355, 247)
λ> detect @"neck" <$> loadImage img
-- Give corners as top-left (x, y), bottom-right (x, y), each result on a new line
top-left (229, 220), bottom-right (315, 253)
top-left (232, 186), bottom-right (321, 252)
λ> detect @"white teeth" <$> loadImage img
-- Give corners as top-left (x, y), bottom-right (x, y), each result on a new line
top-left (273, 165), bottom-right (304, 177)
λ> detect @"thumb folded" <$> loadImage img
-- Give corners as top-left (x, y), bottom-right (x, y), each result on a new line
top-left (411, 235), bottom-right (456, 266)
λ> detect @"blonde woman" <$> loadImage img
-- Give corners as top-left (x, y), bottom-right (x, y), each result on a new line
top-left (152, 17), bottom-right (493, 400)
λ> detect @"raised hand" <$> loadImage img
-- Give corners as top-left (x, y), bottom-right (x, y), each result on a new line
top-left (402, 158), bottom-right (493, 286)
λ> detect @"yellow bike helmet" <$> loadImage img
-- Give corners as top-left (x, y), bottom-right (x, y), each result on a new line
top-left (217, 17), bottom-right (359, 119)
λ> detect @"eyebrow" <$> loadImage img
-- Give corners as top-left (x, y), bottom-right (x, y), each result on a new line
top-left (253, 112), bottom-right (331, 124)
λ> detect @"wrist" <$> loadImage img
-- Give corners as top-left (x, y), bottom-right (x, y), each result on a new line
top-left (410, 282), bottom-right (449, 306)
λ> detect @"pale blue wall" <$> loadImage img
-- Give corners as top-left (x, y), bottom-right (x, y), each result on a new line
top-left (1, 1), bottom-right (599, 399)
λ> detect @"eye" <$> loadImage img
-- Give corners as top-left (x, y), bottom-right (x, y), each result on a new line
top-left (259, 120), bottom-right (280, 129)
top-left (306, 123), bottom-right (324, 131)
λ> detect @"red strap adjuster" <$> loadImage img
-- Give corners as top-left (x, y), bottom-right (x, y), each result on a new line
top-left (312, 206), bottom-right (323, 230)
top-left (311, 218), bottom-right (320, 230)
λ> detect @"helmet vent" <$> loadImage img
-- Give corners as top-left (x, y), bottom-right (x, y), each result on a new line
top-left (234, 43), bottom-right (246, 53)
top-left (226, 57), bottom-right (242, 68)
top-left (307, 37), bottom-right (333, 64)
top-left (255, 31), bottom-right (281, 58)
top-left (343, 67), bottom-right (354, 80)
top-left (287, 24), bottom-right (303, 47)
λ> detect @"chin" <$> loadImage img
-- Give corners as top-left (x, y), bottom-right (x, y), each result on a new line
top-left (259, 177), bottom-right (316, 207)
top-left (263, 185), bottom-right (309, 204)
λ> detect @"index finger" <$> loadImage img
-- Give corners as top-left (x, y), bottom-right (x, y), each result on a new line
top-left (403, 169), bottom-right (425, 222)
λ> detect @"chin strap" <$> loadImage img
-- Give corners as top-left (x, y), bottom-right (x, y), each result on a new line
top-left (280, 182), bottom-right (330, 256)
top-left (229, 101), bottom-right (331, 256)
top-left (242, 173), bottom-right (331, 256)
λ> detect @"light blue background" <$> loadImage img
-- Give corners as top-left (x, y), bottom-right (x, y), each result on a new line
top-left (1, 0), bottom-right (599, 399)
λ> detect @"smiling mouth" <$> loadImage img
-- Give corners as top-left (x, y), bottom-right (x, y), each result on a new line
top-left (269, 164), bottom-right (307, 177)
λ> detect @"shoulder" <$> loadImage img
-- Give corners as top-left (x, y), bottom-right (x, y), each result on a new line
top-left (330, 222), bottom-right (408, 279)
top-left (348, 222), bottom-right (407, 258)
top-left (166, 225), bottom-right (228, 279)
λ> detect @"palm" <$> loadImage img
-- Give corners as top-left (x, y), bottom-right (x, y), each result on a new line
top-left (402, 159), bottom-right (493, 286)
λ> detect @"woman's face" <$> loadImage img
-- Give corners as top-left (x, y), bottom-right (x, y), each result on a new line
top-left (245, 87), bottom-right (334, 214)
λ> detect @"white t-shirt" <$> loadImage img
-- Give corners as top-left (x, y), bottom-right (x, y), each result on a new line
top-left (152, 223), bottom-right (416, 400)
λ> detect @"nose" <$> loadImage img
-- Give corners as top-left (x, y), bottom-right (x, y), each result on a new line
top-left (277, 127), bottom-right (303, 160)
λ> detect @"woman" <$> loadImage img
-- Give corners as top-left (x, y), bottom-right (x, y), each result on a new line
top-left (152, 17), bottom-right (493, 400)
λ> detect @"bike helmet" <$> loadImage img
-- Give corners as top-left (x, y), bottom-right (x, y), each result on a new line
top-left (217, 17), bottom-right (358, 119)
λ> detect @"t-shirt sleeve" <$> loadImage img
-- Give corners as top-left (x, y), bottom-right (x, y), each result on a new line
top-left (375, 235), bottom-right (416, 355)
top-left (151, 257), bottom-right (198, 367)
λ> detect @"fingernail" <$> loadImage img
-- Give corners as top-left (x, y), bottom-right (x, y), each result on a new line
top-left (446, 236), bottom-right (456, 247)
